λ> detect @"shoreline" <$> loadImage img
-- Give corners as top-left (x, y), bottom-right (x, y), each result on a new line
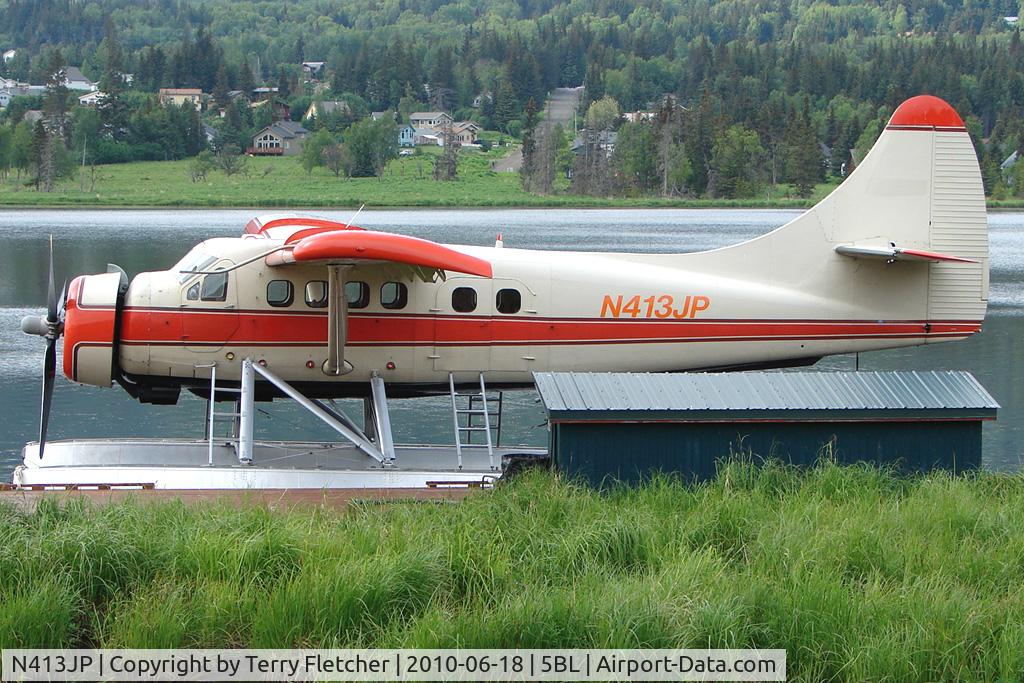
top-left (1, 200), bottom-right (1020, 211)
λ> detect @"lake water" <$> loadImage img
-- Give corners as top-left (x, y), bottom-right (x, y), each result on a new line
top-left (1, 208), bottom-right (1022, 477)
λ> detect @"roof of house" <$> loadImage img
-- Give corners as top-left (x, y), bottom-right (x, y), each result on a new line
top-left (409, 111), bottom-right (450, 119)
top-left (159, 88), bottom-right (202, 96)
top-left (535, 371), bottom-right (999, 421)
top-left (78, 91), bottom-right (106, 101)
top-left (453, 121), bottom-right (480, 132)
top-left (571, 131), bottom-right (618, 150)
top-left (309, 101), bottom-right (350, 116)
top-left (256, 120), bottom-right (309, 139)
top-left (64, 66), bottom-right (94, 84)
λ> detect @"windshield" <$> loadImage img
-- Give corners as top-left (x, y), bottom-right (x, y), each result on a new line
top-left (174, 249), bottom-right (219, 283)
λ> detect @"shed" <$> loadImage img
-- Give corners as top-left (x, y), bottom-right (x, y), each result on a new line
top-left (535, 371), bottom-right (998, 486)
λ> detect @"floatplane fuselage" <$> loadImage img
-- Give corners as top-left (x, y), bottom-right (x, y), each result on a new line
top-left (29, 96), bottom-right (990, 411)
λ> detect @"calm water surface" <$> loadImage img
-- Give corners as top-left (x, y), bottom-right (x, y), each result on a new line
top-left (1, 208), bottom-right (1021, 476)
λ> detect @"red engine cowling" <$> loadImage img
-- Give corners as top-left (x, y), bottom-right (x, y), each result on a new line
top-left (63, 273), bottom-right (122, 386)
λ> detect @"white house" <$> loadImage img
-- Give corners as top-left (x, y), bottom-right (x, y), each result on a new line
top-left (2, 49), bottom-right (16, 63)
top-left (409, 111), bottom-right (452, 130)
top-left (301, 61), bottom-right (325, 78)
top-left (78, 91), bottom-right (107, 107)
top-left (64, 66), bottom-right (97, 92)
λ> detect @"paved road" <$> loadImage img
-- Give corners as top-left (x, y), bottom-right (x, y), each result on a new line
top-left (492, 86), bottom-right (583, 173)
top-left (544, 85), bottom-right (583, 130)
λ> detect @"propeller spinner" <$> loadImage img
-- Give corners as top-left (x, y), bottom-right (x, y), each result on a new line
top-left (20, 238), bottom-right (66, 458)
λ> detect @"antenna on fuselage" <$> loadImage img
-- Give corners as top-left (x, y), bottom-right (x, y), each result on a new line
top-left (345, 204), bottom-right (365, 229)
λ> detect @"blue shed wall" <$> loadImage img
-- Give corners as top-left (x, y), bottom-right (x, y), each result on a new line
top-left (552, 421), bottom-right (982, 486)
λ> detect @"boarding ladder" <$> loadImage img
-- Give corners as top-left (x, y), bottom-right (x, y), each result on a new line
top-left (448, 373), bottom-right (502, 471)
top-left (201, 363), bottom-right (243, 465)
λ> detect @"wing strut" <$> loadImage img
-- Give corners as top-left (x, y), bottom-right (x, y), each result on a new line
top-left (325, 265), bottom-right (353, 376)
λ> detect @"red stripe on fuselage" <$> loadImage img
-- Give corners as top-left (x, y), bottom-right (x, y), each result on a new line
top-left (117, 307), bottom-right (981, 347)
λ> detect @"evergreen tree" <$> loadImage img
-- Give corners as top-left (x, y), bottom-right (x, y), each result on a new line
top-left (98, 18), bottom-right (129, 141)
top-left (785, 98), bottom-right (825, 197)
top-left (492, 81), bottom-right (518, 132)
top-left (520, 98), bottom-right (539, 191)
top-left (213, 64), bottom-right (231, 110)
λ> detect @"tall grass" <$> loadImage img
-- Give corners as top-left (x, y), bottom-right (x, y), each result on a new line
top-left (3, 462), bottom-right (1024, 681)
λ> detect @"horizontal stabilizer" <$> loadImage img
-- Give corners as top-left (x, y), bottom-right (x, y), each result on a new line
top-left (835, 244), bottom-right (977, 264)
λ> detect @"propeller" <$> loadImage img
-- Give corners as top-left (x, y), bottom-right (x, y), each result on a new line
top-left (20, 236), bottom-right (66, 459)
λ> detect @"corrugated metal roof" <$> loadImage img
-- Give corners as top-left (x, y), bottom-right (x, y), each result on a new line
top-left (534, 371), bottom-right (999, 416)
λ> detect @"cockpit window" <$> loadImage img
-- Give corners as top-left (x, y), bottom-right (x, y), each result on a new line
top-left (175, 251), bottom-right (219, 283)
top-left (200, 271), bottom-right (228, 301)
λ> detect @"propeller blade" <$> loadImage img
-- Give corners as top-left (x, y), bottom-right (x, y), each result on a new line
top-left (46, 236), bottom-right (57, 324)
top-left (39, 337), bottom-right (56, 459)
top-left (58, 279), bottom-right (67, 320)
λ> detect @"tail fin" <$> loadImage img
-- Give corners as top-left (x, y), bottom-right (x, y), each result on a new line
top-left (688, 95), bottom-right (988, 331)
top-left (820, 95), bottom-right (988, 323)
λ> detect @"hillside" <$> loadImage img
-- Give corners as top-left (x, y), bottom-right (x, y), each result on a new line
top-left (3, 0), bottom-right (1024, 201)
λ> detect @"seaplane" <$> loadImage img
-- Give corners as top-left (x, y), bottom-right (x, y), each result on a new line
top-left (15, 95), bottom-right (988, 489)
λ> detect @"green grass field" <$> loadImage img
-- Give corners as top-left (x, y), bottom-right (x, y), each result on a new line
top-left (3, 462), bottom-right (1024, 681)
top-left (0, 149), bottom-right (832, 209)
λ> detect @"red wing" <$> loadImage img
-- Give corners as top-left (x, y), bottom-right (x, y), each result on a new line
top-left (267, 230), bottom-right (493, 278)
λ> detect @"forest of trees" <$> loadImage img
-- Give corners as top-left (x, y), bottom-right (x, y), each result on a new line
top-left (3, 0), bottom-right (1024, 197)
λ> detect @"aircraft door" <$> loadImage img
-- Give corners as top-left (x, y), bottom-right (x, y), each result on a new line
top-left (432, 277), bottom-right (492, 372)
top-left (490, 278), bottom-right (542, 372)
top-left (180, 260), bottom-right (239, 353)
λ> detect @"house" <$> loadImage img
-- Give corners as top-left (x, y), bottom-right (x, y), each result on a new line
top-left (3, 49), bottom-right (16, 62)
top-left (409, 111), bottom-right (452, 130)
top-left (202, 123), bottom-right (218, 145)
top-left (413, 127), bottom-right (441, 146)
top-left (251, 97), bottom-right (291, 122)
top-left (472, 92), bottom-right (492, 108)
top-left (23, 110), bottom-right (43, 125)
top-left (159, 88), bottom-right (203, 108)
top-left (398, 125), bottom-right (416, 147)
top-left (251, 86), bottom-right (279, 101)
top-left (623, 111), bottom-right (656, 123)
top-left (1001, 150), bottom-right (1018, 180)
top-left (303, 100), bottom-right (351, 122)
top-left (0, 84), bottom-right (45, 108)
top-left (301, 61), bottom-right (325, 78)
top-left (247, 120), bottom-right (309, 156)
top-left (64, 66), bottom-right (97, 92)
top-left (452, 121), bottom-right (481, 145)
top-left (78, 91), bottom-right (107, 107)
top-left (571, 130), bottom-right (618, 155)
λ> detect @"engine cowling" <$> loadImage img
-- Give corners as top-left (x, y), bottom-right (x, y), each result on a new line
top-left (62, 273), bottom-right (123, 386)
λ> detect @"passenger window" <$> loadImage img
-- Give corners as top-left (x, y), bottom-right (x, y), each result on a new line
top-left (452, 286), bottom-right (477, 313)
top-left (305, 280), bottom-right (328, 308)
top-left (346, 281), bottom-right (369, 309)
top-left (200, 271), bottom-right (228, 302)
top-left (381, 282), bottom-right (408, 309)
top-left (496, 288), bottom-right (521, 314)
top-left (267, 280), bottom-right (293, 307)
top-left (186, 282), bottom-right (200, 301)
